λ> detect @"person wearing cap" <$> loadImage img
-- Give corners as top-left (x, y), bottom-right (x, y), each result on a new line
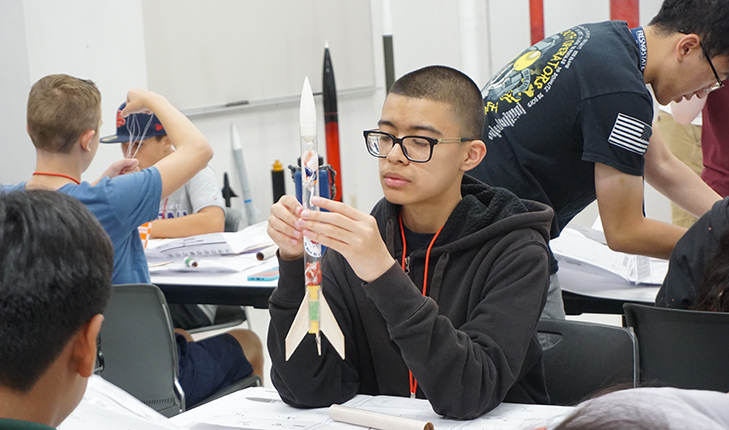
top-left (101, 104), bottom-right (225, 240)
top-left (101, 103), bottom-right (226, 330)
top-left (3, 74), bottom-right (263, 408)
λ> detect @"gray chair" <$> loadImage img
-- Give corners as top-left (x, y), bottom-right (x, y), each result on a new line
top-left (538, 318), bottom-right (638, 406)
top-left (99, 284), bottom-right (260, 416)
top-left (224, 207), bottom-right (243, 232)
top-left (624, 303), bottom-right (729, 392)
top-left (99, 284), bottom-right (184, 416)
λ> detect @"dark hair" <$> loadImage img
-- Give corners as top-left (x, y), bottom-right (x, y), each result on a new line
top-left (389, 65), bottom-right (485, 139)
top-left (0, 189), bottom-right (113, 392)
top-left (27, 74), bottom-right (101, 154)
top-left (691, 229), bottom-right (729, 311)
top-left (554, 403), bottom-right (666, 430)
top-left (649, 0), bottom-right (729, 58)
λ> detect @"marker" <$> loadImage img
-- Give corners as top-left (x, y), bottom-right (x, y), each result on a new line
top-left (285, 77), bottom-right (345, 361)
top-left (323, 41), bottom-right (342, 201)
top-left (184, 257), bottom-right (198, 268)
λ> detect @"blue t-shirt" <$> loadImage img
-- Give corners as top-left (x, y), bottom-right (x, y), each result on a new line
top-left (3, 168), bottom-right (162, 284)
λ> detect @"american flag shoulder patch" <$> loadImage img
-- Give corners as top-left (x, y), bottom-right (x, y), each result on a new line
top-left (608, 113), bottom-right (652, 155)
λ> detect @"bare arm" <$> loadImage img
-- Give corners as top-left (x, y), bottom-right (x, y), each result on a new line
top-left (91, 158), bottom-right (139, 186)
top-left (644, 130), bottom-right (719, 217)
top-left (122, 90), bottom-right (213, 199)
top-left (149, 206), bottom-right (225, 239)
top-left (595, 163), bottom-right (686, 259)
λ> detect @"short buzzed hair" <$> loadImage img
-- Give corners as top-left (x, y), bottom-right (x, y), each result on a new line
top-left (0, 189), bottom-right (113, 392)
top-left (389, 66), bottom-right (485, 139)
top-left (27, 74), bottom-right (101, 154)
top-left (649, 0), bottom-right (729, 58)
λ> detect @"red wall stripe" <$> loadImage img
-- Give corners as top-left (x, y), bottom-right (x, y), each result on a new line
top-left (610, 0), bottom-right (640, 28)
top-left (529, 0), bottom-right (545, 45)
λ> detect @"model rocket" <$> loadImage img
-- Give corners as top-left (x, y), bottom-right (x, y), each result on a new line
top-left (285, 77), bottom-right (345, 361)
top-left (230, 123), bottom-right (257, 227)
top-left (323, 41), bottom-right (342, 201)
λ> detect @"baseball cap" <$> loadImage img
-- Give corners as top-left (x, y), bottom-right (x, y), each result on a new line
top-left (100, 102), bottom-right (167, 144)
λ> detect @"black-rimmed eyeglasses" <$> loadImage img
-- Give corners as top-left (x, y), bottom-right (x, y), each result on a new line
top-left (364, 130), bottom-right (475, 163)
top-left (700, 41), bottom-right (724, 93)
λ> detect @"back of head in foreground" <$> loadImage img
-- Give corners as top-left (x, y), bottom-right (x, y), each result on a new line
top-left (553, 386), bottom-right (729, 430)
top-left (0, 189), bottom-right (113, 428)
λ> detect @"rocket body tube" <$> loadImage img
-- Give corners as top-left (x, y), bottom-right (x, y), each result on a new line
top-left (284, 77), bottom-right (345, 360)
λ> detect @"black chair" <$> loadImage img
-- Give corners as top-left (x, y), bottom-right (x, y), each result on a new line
top-left (538, 318), bottom-right (638, 406)
top-left (99, 284), bottom-right (260, 417)
top-left (624, 303), bottom-right (729, 392)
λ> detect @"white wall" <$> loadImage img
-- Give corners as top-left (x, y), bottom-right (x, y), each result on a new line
top-left (0, 0), bottom-right (33, 184)
top-left (1, 0), bottom-right (671, 226)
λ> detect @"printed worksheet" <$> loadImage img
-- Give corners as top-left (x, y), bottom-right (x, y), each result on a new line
top-left (171, 387), bottom-right (572, 430)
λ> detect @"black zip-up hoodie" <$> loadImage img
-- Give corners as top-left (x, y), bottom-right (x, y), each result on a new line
top-left (268, 175), bottom-right (553, 419)
top-left (657, 198), bottom-right (729, 309)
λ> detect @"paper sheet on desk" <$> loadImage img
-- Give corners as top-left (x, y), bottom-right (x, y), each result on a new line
top-left (148, 254), bottom-right (265, 274)
top-left (551, 228), bottom-right (668, 285)
top-left (170, 387), bottom-right (572, 430)
top-left (152, 222), bottom-right (274, 258)
top-left (58, 375), bottom-right (180, 430)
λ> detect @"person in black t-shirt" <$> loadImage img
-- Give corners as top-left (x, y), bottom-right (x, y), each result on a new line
top-left (471, 0), bottom-right (729, 318)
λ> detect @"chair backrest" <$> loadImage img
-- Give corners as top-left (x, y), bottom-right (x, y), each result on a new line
top-left (624, 303), bottom-right (729, 392)
top-left (224, 207), bottom-right (243, 232)
top-left (538, 318), bottom-right (638, 406)
top-left (99, 284), bottom-right (184, 417)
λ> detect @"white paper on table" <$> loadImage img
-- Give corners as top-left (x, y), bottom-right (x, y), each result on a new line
top-left (171, 387), bottom-right (572, 430)
top-left (153, 222), bottom-right (274, 258)
top-left (551, 228), bottom-right (668, 285)
top-left (149, 254), bottom-right (265, 274)
top-left (58, 375), bottom-right (180, 430)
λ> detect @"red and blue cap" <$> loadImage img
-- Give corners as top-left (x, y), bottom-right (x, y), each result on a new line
top-left (100, 102), bottom-right (166, 144)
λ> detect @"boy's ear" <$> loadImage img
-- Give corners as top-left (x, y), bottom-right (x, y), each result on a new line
top-left (162, 136), bottom-right (174, 149)
top-left (461, 139), bottom-right (486, 172)
top-left (676, 33), bottom-right (701, 62)
top-left (73, 314), bottom-right (104, 378)
top-left (79, 130), bottom-right (97, 153)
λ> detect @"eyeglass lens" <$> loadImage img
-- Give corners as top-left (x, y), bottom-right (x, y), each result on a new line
top-left (367, 133), bottom-right (432, 162)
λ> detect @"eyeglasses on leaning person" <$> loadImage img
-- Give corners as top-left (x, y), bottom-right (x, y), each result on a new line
top-left (700, 41), bottom-right (724, 93)
top-left (363, 130), bottom-right (476, 163)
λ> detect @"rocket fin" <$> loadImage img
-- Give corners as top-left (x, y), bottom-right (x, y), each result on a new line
top-left (319, 291), bottom-right (345, 359)
top-left (285, 294), bottom-right (310, 360)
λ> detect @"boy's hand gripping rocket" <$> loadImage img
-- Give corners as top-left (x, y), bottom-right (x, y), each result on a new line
top-left (285, 77), bottom-right (345, 361)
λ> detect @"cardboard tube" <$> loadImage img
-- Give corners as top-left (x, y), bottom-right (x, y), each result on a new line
top-left (329, 404), bottom-right (433, 430)
top-left (256, 245), bottom-right (278, 261)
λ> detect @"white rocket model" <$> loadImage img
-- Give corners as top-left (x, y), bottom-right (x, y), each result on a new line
top-left (231, 123), bottom-right (257, 227)
top-left (285, 77), bottom-right (345, 360)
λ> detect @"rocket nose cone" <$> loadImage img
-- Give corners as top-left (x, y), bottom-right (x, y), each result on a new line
top-left (300, 77), bottom-right (317, 138)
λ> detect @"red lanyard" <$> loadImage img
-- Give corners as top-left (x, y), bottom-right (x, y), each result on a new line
top-left (398, 213), bottom-right (444, 398)
top-left (32, 172), bottom-right (80, 185)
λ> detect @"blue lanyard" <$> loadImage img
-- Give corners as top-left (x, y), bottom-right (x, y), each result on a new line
top-left (630, 26), bottom-right (647, 73)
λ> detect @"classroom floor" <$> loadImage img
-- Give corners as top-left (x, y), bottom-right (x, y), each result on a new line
top-left (191, 308), bottom-right (623, 390)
